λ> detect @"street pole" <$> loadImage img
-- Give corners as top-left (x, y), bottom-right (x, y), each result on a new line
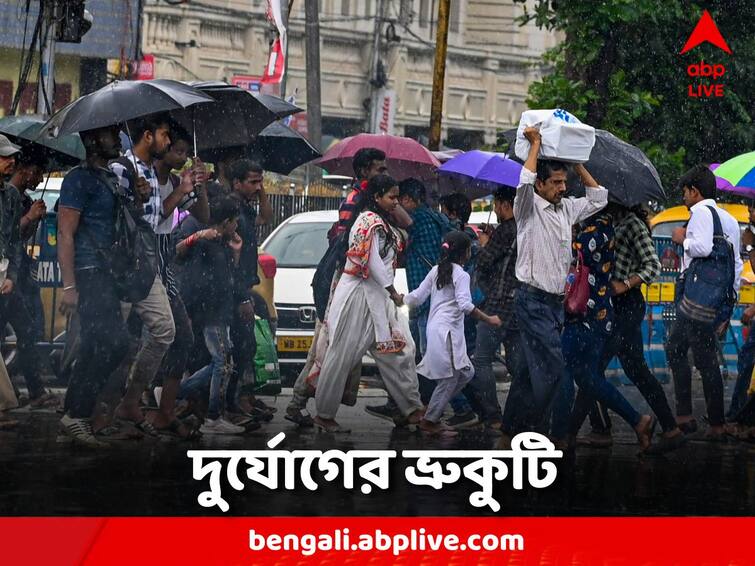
top-left (368, 0), bottom-right (384, 133)
top-left (304, 0), bottom-right (322, 152)
top-left (428, 0), bottom-right (450, 150)
top-left (37, 0), bottom-right (58, 116)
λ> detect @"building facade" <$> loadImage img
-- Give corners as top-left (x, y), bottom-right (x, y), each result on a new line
top-left (0, 0), bottom-right (139, 117)
top-left (142, 0), bottom-right (559, 148)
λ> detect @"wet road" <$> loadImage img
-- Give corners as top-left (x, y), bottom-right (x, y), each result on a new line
top-left (1, 382), bottom-right (753, 517)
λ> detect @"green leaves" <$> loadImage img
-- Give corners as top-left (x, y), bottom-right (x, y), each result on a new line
top-left (519, 0), bottom-right (755, 204)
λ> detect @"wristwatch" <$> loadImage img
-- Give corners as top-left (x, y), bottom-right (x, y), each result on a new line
top-left (746, 245), bottom-right (754, 254)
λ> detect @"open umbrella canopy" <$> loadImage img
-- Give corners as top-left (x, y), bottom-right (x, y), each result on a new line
top-left (198, 121), bottom-right (320, 175)
top-left (0, 114), bottom-right (84, 169)
top-left (40, 79), bottom-right (214, 137)
top-left (714, 151), bottom-right (755, 190)
top-left (169, 82), bottom-right (282, 154)
top-left (252, 93), bottom-right (303, 120)
top-left (502, 128), bottom-right (665, 206)
top-left (313, 133), bottom-right (440, 182)
top-left (710, 163), bottom-right (755, 198)
top-left (438, 150), bottom-right (522, 199)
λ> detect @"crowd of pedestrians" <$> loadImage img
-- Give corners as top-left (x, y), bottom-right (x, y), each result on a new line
top-left (0, 119), bottom-right (753, 451)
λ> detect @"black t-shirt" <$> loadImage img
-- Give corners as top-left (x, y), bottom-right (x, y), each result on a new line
top-left (177, 217), bottom-right (236, 326)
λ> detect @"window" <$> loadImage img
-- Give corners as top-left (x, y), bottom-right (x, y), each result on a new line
top-left (419, 0), bottom-right (429, 27)
top-left (449, 0), bottom-right (461, 33)
top-left (341, 0), bottom-right (350, 16)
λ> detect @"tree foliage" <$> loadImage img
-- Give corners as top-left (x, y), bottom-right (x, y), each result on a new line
top-left (516, 0), bottom-right (755, 203)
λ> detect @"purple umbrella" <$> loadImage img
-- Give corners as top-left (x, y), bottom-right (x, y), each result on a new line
top-left (710, 163), bottom-right (755, 198)
top-left (438, 150), bottom-right (522, 199)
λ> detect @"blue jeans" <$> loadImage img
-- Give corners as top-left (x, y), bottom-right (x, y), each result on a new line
top-left (179, 325), bottom-right (233, 420)
top-left (730, 320), bottom-right (755, 419)
top-left (559, 322), bottom-right (641, 437)
top-left (507, 286), bottom-right (565, 433)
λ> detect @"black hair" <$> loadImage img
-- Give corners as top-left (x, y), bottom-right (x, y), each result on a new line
top-left (126, 112), bottom-right (171, 145)
top-left (352, 147), bottom-right (386, 178)
top-left (536, 159), bottom-right (570, 183)
top-left (16, 148), bottom-right (47, 168)
top-left (229, 159), bottom-right (264, 184)
top-left (209, 195), bottom-right (240, 225)
top-left (398, 178), bottom-right (426, 203)
top-left (440, 193), bottom-right (472, 225)
top-left (493, 186), bottom-right (515, 205)
top-left (437, 230), bottom-right (472, 290)
top-left (340, 174), bottom-right (399, 265)
top-left (678, 164), bottom-right (716, 200)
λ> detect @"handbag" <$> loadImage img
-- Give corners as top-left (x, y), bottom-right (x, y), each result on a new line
top-left (564, 249), bottom-right (590, 315)
top-left (677, 206), bottom-right (736, 325)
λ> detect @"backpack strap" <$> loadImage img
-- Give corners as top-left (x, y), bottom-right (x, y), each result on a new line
top-left (704, 205), bottom-right (724, 238)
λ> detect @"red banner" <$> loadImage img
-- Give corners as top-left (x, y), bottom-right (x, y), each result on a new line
top-left (2, 517), bottom-right (753, 565)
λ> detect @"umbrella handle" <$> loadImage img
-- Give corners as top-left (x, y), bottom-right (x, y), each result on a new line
top-left (123, 121), bottom-right (140, 173)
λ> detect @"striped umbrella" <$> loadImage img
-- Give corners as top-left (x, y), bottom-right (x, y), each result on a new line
top-left (714, 151), bottom-right (755, 190)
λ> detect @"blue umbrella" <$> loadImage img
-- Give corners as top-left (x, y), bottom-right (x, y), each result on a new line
top-left (438, 150), bottom-right (522, 199)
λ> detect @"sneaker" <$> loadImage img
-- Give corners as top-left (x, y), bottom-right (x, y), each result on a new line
top-left (200, 417), bottom-right (245, 435)
top-left (365, 403), bottom-right (401, 423)
top-left (59, 415), bottom-right (108, 447)
top-left (444, 411), bottom-right (480, 430)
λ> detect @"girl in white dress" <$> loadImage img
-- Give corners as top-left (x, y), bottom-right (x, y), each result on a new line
top-left (403, 231), bottom-right (501, 436)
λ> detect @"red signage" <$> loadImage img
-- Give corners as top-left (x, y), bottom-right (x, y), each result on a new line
top-left (133, 54), bottom-right (155, 80)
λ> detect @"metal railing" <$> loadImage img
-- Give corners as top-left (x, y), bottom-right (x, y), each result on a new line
top-left (259, 193), bottom-right (342, 241)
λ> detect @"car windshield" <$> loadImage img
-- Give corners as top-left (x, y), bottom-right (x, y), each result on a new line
top-left (264, 222), bottom-right (331, 268)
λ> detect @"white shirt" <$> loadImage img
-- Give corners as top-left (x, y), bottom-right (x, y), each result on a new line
top-left (514, 167), bottom-right (608, 295)
top-left (404, 264), bottom-right (475, 380)
top-left (682, 199), bottom-right (743, 291)
top-left (155, 176), bottom-right (196, 235)
top-left (110, 149), bottom-right (163, 231)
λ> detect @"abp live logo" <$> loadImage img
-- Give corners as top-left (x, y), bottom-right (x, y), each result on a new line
top-left (681, 10), bottom-right (731, 98)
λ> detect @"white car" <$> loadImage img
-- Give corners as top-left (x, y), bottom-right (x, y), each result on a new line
top-left (262, 210), bottom-right (408, 378)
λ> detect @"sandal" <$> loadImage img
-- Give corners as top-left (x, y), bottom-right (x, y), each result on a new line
top-left (313, 416), bottom-right (351, 434)
top-left (29, 392), bottom-right (59, 410)
top-left (115, 417), bottom-right (159, 438)
top-left (0, 418), bottom-right (19, 430)
top-left (284, 410), bottom-right (315, 428)
top-left (154, 419), bottom-right (201, 440)
top-left (253, 398), bottom-right (278, 414)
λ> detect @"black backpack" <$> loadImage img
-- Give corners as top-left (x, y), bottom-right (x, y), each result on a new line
top-left (100, 158), bottom-right (158, 303)
top-left (311, 231), bottom-right (348, 322)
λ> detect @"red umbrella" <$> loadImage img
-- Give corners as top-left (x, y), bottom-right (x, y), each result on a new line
top-left (313, 133), bottom-right (440, 181)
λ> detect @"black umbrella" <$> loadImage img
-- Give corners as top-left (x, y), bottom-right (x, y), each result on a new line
top-left (0, 114), bottom-right (84, 169)
top-left (170, 82), bottom-right (282, 155)
top-left (501, 128), bottom-right (666, 206)
top-left (198, 121), bottom-right (321, 175)
top-left (252, 93), bottom-right (303, 120)
top-left (39, 79), bottom-right (214, 137)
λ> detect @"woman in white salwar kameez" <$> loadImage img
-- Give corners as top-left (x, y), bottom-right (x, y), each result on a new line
top-left (403, 231), bottom-right (501, 436)
top-left (314, 176), bottom-right (424, 432)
